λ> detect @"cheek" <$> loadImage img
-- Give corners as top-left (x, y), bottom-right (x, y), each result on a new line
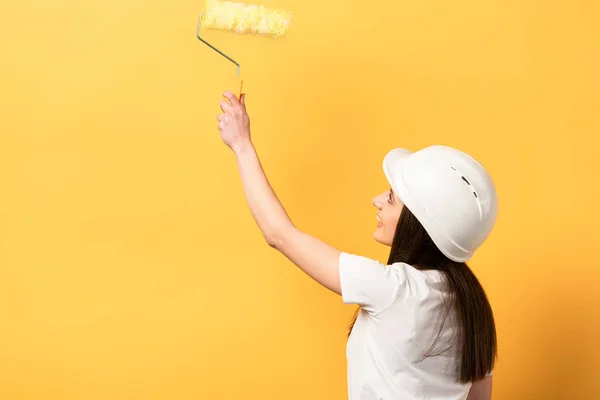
top-left (385, 220), bottom-right (398, 236)
top-left (384, 212), bottom-right (401, 234)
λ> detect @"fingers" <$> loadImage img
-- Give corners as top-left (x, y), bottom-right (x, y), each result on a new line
top-left (222, 91), bottom-right (247, 114)
top-left (219, 91), bottom-right (246, 125)
top-left (223, 91), bottom-right (240, 107)
top-left (216, 113), bottom-right (226, 129)
top-left (220, 99), bottom-right (233, 114)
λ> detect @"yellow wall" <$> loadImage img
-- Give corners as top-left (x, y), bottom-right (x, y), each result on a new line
top-left (1, 0), bottom-right (598, 398)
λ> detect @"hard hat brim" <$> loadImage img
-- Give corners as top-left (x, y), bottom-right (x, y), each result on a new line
top-left (382, 148), bottom-right (412, 197)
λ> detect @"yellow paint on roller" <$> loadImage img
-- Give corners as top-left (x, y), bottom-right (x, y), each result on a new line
top-left (202, 0), bottom-right (292, 38)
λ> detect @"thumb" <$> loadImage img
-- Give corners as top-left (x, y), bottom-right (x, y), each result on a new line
top-left (240, 93), bottom-right (246, 106)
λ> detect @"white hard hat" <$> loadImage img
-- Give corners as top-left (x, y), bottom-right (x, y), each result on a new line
top-left (382, 145), bottom-right (498, 262)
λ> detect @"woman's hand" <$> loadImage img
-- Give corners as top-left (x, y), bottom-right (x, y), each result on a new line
top-left (217, 91), bottom-right (251, 153)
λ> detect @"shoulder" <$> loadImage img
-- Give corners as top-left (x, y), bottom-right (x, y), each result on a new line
top-left (339, 252), bottom-right (443, 313)
top-left (340, 252), bottom-right (439, 286)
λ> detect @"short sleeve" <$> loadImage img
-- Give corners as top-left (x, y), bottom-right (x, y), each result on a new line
top-left (339, 252), bottom-right (408, 314)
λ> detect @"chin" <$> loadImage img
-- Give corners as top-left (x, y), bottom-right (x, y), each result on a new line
top-left (373, 229), bottom-right (391, 246)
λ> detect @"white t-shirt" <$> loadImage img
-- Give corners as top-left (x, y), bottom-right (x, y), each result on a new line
top-left (339, 252), bottom-right (478, 400)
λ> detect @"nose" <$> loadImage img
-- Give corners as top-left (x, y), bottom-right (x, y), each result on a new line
top-left (372, 196), bottom-right (383, 209)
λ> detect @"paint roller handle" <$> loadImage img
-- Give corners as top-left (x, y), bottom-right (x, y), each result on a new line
top-left (238, 80), bottom-right (244, 101)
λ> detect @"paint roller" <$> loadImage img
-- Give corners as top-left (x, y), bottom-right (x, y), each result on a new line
top-left (196, 0), bottom-right (292, 97)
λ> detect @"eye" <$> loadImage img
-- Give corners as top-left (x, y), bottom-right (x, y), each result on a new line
top-left (388, 191), bottom-right (393, 204)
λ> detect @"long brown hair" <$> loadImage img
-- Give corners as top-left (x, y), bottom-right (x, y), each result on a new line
top-left (348, 206), bottom-right (497, 383)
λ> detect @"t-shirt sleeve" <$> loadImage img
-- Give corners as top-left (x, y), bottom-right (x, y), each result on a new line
top-left (338, 252), bottom-right (408, 314)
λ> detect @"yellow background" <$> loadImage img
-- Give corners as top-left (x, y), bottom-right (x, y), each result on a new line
top-left (1, 0), bottom-right (598, 398)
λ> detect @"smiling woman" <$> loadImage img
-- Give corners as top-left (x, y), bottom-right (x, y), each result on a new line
top-left (372, 188), bottom-right (404, 246)
top-left (1, 0), bottom-right (598, 398)
top-left (216, 91), bottom-right (498, 400)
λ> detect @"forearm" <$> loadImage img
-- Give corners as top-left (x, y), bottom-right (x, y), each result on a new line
top-left (233, 140), bottom-right (294, 244)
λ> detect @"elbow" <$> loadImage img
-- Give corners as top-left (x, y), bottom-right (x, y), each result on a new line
top-left (264, 234), bottom-right (275, 247)
top-left (264, 225), bottom-right (293, 249)
top-left (265, 233), bottom-right (283, 249)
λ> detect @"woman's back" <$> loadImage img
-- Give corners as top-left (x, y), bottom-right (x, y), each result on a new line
top-left (341, 253), bottom-right (478, 400)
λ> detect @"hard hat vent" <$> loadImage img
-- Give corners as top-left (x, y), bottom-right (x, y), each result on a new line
top-left (450, 166), bottom-right (483, 219)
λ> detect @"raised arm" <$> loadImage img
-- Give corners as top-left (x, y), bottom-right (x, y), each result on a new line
top-left (216, 91), bottom-right (342, 295)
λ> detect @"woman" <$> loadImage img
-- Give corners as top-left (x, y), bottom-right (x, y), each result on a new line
top-left (216, 91), bottom-right (498, 400)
